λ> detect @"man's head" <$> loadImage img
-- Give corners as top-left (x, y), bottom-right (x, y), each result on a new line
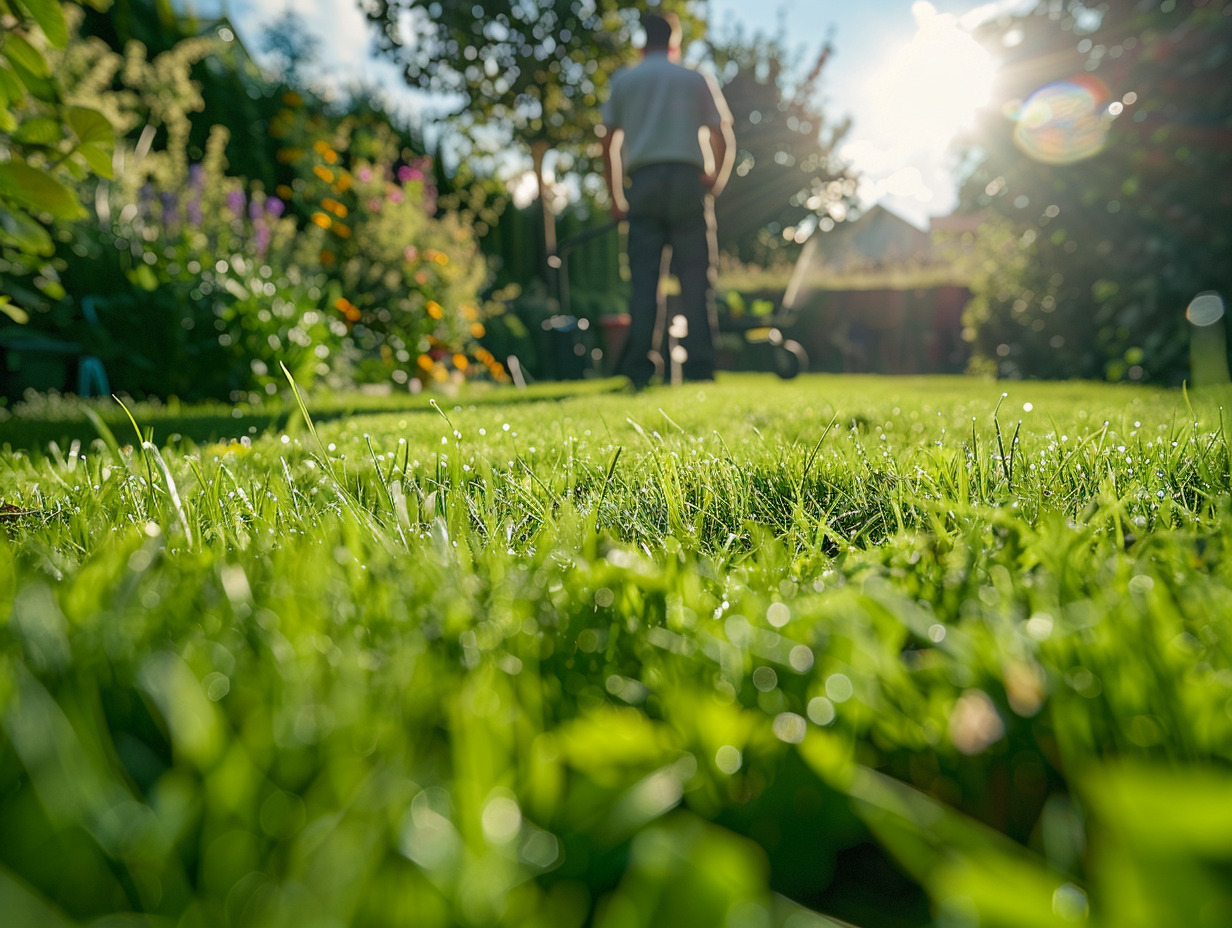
top-left (641, 12), bottom-right (681, 58)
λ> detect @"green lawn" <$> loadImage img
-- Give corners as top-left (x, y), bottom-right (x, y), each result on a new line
top-left (2, 373), bottom-right (1231, 928)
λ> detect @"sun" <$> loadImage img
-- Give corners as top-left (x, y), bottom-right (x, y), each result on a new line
top-left (862, 2), bottom-right (998, 156)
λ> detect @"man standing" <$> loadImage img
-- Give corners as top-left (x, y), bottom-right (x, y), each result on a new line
top-left (600, 12), bottom-right (735, 388)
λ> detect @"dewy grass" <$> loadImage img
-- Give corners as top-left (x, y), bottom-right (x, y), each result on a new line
top-left (1, 373), bottom-right (1230, 928)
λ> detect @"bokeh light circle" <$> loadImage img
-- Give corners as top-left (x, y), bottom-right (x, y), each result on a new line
top-left (1011, 75), bottom-right (1113, 164)
top-left (1186, 292), bottom-right (1226, 327)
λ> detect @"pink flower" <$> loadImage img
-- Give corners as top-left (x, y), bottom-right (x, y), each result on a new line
top-left (358, 167), bottom-right (373, 182)
top-left (404, 245), bottom-right (418, 262)
top-left (389, 188), bottom-right (404, 204)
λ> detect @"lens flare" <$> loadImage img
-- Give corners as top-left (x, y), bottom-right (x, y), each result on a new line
top-left (1009, 75), bottom-right (1114, 164)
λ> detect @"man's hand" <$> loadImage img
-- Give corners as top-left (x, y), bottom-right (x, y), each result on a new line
top-left (601, 126), bottom-right (628, 220)
top-left (701, 120), bottom-right (736, 197)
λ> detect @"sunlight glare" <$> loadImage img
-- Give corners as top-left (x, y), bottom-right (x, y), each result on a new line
top-left (863, 3), bottom-right (998, 152)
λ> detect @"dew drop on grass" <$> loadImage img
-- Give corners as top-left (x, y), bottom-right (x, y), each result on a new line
top-left (753, 666), bottom-right (778, 692)
top-left (789, 645), bottom-right (815, 672)
top-left (928, 624), bottom-right (947, 643)
top-left (766, 602), bottom-right (790, 627)
top-left (1026, 614), bottom-right (1054, 640)
top-left (715, 745), bottom-right (742, 774)
top-left (773, 712), bottom-right (807, 744)
top-left (825, 674), bottom-right (853, 702)
top-left (808, 697), bottom-right (836, 725)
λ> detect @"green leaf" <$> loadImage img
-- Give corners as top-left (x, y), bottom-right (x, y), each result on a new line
top-left (12, 0), bottom-right (69, 48)
top-left (67, 107), bottom-right (115, 178)
top-left (67, 106), bottom-right (113, 147)
top-left (0, 296), bottom-right (31, 324)
top-left (12, 115), bottom-right (62, 146)
top-left (0, 203), bottom-right (54, 254)
top-left (0, 64), bottom-right (24, 105)
top-left (0, 33), bottom-right (50, 80)
top-left (76, 143), bottom-right (113, 178)
top-left (79, 0), bottom-right (113, 11)
top-left (0, 160), bottom-right (86, 220)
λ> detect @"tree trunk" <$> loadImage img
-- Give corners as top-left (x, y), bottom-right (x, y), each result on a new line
top-left (531, 139), bottom-right (556, 284)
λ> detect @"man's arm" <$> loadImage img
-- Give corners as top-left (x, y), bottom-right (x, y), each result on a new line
top-left (701, 119), bottom-right (735, 197)
top-left (600, 126), bottom-right (628, 220)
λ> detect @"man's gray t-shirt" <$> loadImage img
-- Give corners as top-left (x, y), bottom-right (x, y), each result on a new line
top-left (601, 51), bottom-right (731, 175)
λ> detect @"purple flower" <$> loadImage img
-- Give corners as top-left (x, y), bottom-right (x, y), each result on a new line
top-left (249, 197), bottom-right (264, 221)
top-left (187, 197), bottom-right (202, 226)
top-left (226, 189), bottom-right (245, 216)
top-left (160, 191), bottom-right (179, 225)
top-left (266, 196), bottom-right (286, 218)
top-left (188, 164), bottom-right (205, 189)
top-left (256, 224), bottom-right (271, 258)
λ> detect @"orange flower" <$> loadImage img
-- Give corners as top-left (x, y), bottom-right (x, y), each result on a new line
top-left (452, 353), bottom-right (469, 372)
top-left (332, 223), bottom-right (352, 239)
top-left (323, 149), bottom-right (338, 164)
top-left (322, 198), bottom-right (348, 217)
top-left (469, 322), bottom-right (486, 338)
top-left (426, 301), bottom-right (443, 319)
top-left (276, 184), bottom-right (294, 199)
top-left (311, 212), bottom-right (332, 229)
top-left (334, 173), bottom-right (353, 193)
top-left (334, 296), bottom-right (361, 322)
top-left (417, 354), bottom-right (433, 371)
top-left (415, 270), bottom-right (429, 286)
top-left (433, 252), bottom-right (450, 266)
top-left (313, 165), bottom-right (335, 183)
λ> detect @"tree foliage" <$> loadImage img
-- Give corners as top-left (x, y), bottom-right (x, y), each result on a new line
top-left (708, 31), bottom-right (857, 266)
top-left (360, 0), bottom-right (704, 162)
top-left (0, 0), bottom-right (115, 321)
top-left (957, 0), bottom-right (1232, 382)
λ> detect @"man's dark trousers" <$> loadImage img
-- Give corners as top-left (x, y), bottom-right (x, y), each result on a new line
top-left (619, 163), bottom-right (719, 387)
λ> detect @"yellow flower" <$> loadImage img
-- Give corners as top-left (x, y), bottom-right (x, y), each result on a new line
top-left (313, 165), bottom-right (335, 183)
top-left (334, 173), bottom-right (353, 193)
top-left (426, 301), bottom-right (443, 319)
top-left (276, 184), bottom-right (294, 199)
top-left (332, 223), bottom-right (352, 239)
top-left (323, 149), bottom-right (338, 164)
top-left (434, 252), bottom-right (449, 266)
top-left (452, 353), bottom-right (469, 371)
top-left (417, 354), bottom-right (433, 371)
top-left (322, 198), bottom-right (348, 217)
top-left (469, 322), bottom-right (486, 338)
top-left (311, 212), bottom-right (332, 229)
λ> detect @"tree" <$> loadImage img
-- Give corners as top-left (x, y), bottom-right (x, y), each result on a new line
top-left (358, 0), bottom-right (705, 266)
top-left (708, 30), bottom-right (857, 267)
top-left (955, 0), bottom-right (1232, 382)
top-left (0, 0), bottom-right (116, 322)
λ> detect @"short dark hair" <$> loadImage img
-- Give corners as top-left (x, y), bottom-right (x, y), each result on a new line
top-left (642, 12), bottom-right (681, 51)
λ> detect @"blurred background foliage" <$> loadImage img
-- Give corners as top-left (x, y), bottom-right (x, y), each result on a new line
top-left (1, 0), bottom-right (505, 401)
top-left (955, 0), bottom-right (1232, 384)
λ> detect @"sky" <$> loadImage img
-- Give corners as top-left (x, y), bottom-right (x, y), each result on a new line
top-left (201, 0), bottom-right (1037, 227)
